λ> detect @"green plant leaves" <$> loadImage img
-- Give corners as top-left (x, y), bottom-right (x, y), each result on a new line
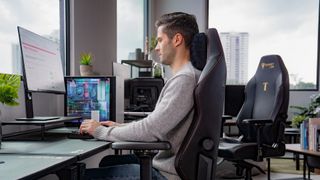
top-left (150, 36), bottom-right (157, 51)
top-left (0, 74), bottom-right (21, 106)
top-left (290, 94), bottom-right (320, 127)
top-left (80, 52), bottom-right (92, 65)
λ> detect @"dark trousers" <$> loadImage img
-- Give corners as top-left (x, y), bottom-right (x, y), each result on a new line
top-left (84, 154), bottom-right (167, 180)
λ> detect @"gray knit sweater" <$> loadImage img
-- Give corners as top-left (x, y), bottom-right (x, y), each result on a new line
top-left (93, 62), bottom-right (201, 179)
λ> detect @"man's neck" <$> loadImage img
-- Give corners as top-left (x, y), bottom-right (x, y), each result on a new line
top-left (170, 50), bottom-right (190, 74)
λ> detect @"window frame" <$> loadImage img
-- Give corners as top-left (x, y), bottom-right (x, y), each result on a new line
top-left (206, 0), bottom-right (320, 91)
top-left (63, 0), bottom-right (71, 76)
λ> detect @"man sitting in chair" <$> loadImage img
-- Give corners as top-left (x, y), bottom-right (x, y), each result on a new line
top-left (80, 12), bottom-right (202, 180)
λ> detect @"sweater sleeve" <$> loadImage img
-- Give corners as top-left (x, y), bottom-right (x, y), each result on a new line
top-left (92, 74), bottom-right (196, 142)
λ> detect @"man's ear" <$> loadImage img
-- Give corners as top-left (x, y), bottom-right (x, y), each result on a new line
top-left (172, 33), bottom-right (183, 47)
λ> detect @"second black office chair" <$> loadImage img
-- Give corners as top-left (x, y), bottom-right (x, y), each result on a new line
top-left (219, 55), bottom-right (289, 180)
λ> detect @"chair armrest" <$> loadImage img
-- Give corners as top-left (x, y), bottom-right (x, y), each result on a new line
top-left (242, 119), bottom-right (273, 125)
top-left (112, 141), bottom-right (171, 151)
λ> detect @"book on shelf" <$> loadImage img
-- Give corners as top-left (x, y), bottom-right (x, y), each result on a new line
top-left (299, 118), bottom-right (320, 151)
top-left (300, 119), bottom-right (309, 149)
top-left (309, 118), bottom-right (320, 151)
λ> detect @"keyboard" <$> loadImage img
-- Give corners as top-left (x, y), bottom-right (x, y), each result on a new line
top-left (68, 130), bottom-right (94, 139)
top-left (16, 116), bottom-right (60, 121)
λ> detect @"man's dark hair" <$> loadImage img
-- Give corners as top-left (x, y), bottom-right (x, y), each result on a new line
top-left (155, 12), bottom-right (199, 48)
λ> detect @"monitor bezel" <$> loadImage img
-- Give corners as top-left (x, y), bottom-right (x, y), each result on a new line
top-left (64, 76), bottom-right (116, 124)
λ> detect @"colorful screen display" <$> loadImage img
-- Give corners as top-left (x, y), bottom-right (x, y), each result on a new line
top-left (65, 77), bottom-right (111, 121)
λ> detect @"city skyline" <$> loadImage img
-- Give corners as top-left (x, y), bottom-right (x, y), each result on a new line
top-left (209, 0), bottom-right (318, 87)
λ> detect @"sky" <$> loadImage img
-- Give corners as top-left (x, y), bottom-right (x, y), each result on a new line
top-left (209, 0), bottom-right (318, 84)
top-left (0, 0), bottom-right (59, 74)
top-left (117, 0), bottom-right (144, 62)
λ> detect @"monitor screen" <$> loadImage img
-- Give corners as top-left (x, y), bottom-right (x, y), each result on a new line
top-left (65, 76), bottom-right (116, 122)
top-left (18, 26), bottom-right (65, 93)
top-left (224, 85), bottom-right (245, 117)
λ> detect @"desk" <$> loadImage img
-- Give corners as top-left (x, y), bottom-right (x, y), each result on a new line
top-left (285, 128), bottom-right (300, 144)
top-left (0, 154), bottom-right (77, 180)
top-left (0, 131), bottom-right (111, 179)
top-left (286, 144), bottom-right (320, 179)
top-left (0, 139), bottom-right (111, 160)
top-left (2, 116), bottom-right (81, 140)
top-left (221, 115), bottom-right (238, 137)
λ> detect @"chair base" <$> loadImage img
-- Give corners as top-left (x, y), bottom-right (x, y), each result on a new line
top-left (229, 160), bottom-right (266, 180)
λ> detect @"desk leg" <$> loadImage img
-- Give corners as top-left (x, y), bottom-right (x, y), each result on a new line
top-left (295, 153), bottom-right (300, 170)
top-left (57, 164), bottom-right (78, 180)
top-left (41, 125), bottom-right (45, 140)
top-left (303, 155), bottom-right (306, 179)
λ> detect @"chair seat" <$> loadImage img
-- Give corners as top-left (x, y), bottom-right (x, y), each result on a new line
top-left (218, 141), bottom-right (286, 161)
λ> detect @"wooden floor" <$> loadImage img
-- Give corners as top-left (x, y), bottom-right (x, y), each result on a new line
top-left (216, 155), bottom-right (320, 180)
top-left (255, 172), bottom-right (320, 180)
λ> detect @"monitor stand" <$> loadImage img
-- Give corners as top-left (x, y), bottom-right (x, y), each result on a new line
top-left (17, 91), bottom-right (60, 121)
top-left (16, 116), bottom-right (60, 121)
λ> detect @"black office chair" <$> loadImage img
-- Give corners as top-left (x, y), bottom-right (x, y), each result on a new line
top-left (218, 55), bottom-right (289, 180)
top-left (112, 28), bottom-right (226, 180)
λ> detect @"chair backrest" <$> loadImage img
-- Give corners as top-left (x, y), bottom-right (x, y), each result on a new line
top-left (175, 28), bottom-right (226, 180)
top-left (237, 55), bottom-right (289, 145)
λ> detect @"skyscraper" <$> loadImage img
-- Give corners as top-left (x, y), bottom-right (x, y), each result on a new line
top-left (12, 43), bottom-right (21, 74)
top-left (219, 32), bottom-right (248, 84)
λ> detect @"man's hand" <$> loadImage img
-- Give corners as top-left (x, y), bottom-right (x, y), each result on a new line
top-left (100, 121), bottom-right (121, 127)
top-left (80, 119), bottom-right (101, 135)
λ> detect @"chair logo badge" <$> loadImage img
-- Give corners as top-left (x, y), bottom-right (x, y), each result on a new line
top-left (261, 63), bottom-right (274, 69)
top-left (263, 82), bottom-right (269, 92)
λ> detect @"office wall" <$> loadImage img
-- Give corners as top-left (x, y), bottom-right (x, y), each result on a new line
top-left (150, 0), bottom-right (207, 33)
top-left (70, 0), bottom-right (117, 76)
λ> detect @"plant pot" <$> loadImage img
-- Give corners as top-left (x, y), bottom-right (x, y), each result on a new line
top-left (80, 65), bottom-right (94, 76)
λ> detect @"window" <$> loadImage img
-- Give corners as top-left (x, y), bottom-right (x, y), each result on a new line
top-left (208, 0), bottom-right (319, 90)
top-left (117, 0), bottom-right (144, 62)
top-left (0, 0), bottom-right (67, 75)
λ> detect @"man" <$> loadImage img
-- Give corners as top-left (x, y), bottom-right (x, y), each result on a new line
top-left (81, 12), bottom-right (201, 180)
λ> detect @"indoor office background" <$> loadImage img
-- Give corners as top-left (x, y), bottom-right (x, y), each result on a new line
top-left (0, 0), bottom-right (317, 134)
top-left (0, 0), bottom-right (319, 179)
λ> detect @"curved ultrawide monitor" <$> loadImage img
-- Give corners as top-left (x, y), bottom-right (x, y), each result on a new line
top-left (18, 26), bottom-right (65, 93)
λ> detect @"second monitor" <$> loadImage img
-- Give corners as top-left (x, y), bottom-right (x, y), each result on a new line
top-left (65, 76), bottom-right (116, 122)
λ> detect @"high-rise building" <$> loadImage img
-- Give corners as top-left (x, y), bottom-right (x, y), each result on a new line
top-left (219, 32), bottom-right (248, 84)
top-left (12, 43), bottom-right (21, 74)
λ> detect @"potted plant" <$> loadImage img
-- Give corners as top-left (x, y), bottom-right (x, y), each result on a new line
top-left (290, 94), bottom-right (320, 127)
top-left (0, 73), bottom-right (20, 108)
top-left (146, 36), bottom-right (158, 61)
top-left (0, 73), bottom-right (20, 149)
top-left (80, 52), bottom-right (94, 76)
